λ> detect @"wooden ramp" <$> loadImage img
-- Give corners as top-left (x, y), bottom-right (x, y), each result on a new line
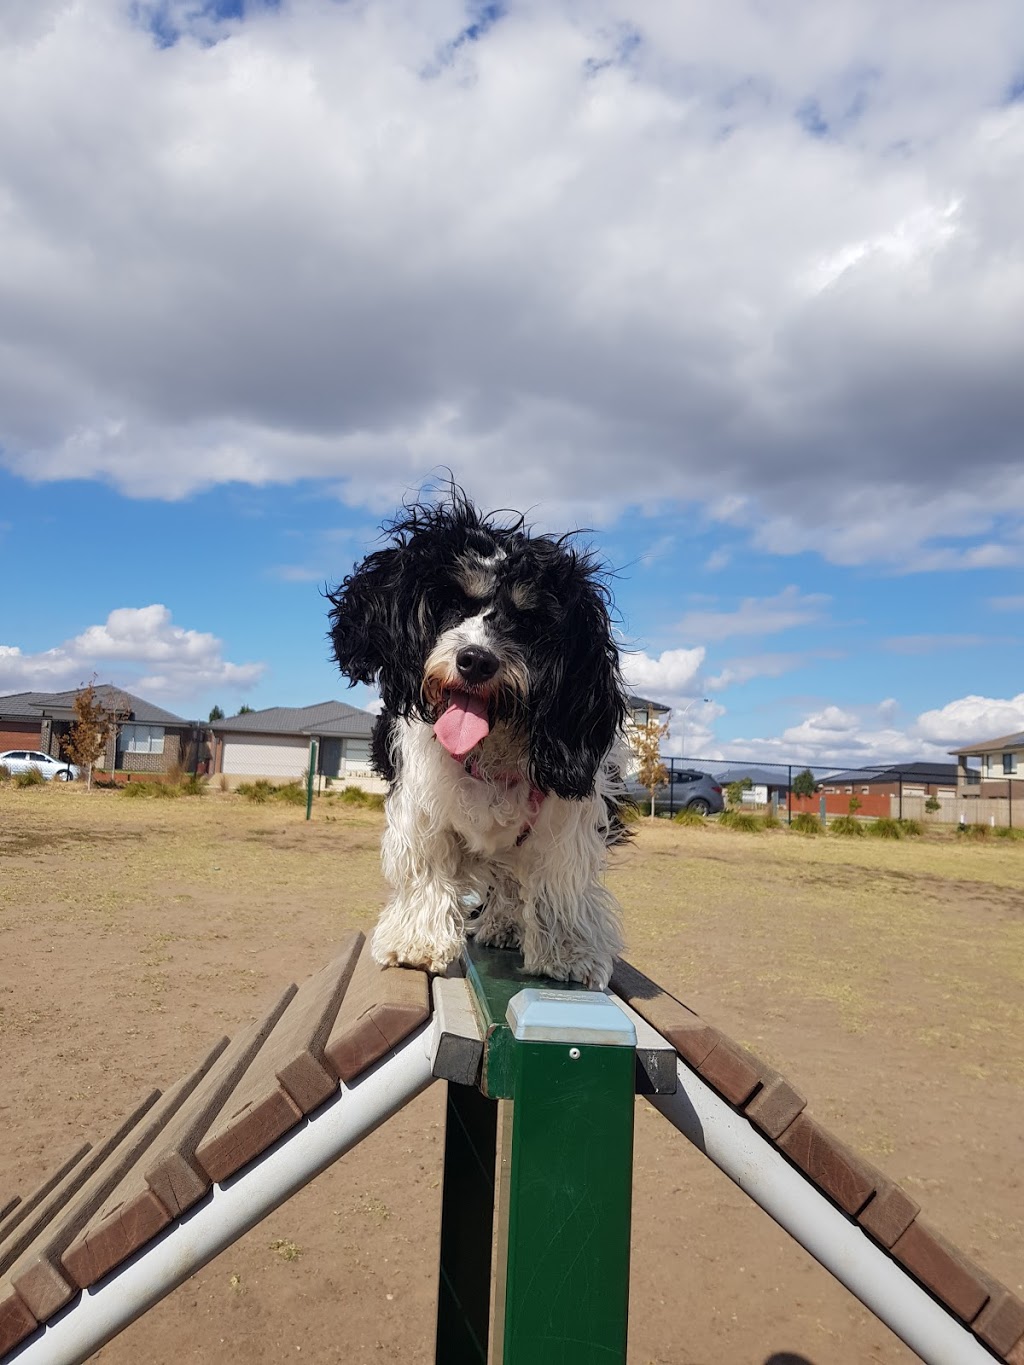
top-left (0, 939), bottom-right (1021, 1364)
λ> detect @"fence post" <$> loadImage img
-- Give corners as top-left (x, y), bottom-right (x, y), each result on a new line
top-left (898, 773), bottom-right (903, 821)
top-left (305, 738), bottom-right (318, 820)
top-left (787, 765), bottom-right (793, 826)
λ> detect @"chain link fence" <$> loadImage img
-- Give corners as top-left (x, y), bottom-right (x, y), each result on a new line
top-left (660, 756), bottom-right (1017, 828)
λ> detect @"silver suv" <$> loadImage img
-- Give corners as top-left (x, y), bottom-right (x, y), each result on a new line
top-left (623, 767), bottom-right (724, 816)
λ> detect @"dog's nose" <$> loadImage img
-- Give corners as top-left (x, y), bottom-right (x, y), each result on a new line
top-left (455, 646), bottom-right (499, 685)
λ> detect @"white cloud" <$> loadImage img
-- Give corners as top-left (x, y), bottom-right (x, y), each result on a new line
top-left (621, 646), bottom-right (705, 699)
top-left (915, 693), bottom-right (1024, 746)
top-left (0, 606), bottom-right (265, 703)
top-left (676, 587), bottom-right (829, 643)
top-left (0, 2), bottom-right (1022, 565)
top-left (706, 650), bottom-right (837, 689)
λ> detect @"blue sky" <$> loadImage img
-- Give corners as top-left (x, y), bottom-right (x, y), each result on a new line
top-left (1, 0), bottom-right (1023, 764)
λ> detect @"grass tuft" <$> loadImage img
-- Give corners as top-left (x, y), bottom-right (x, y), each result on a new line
top-left (993, 825), bottom-right (1024, 841)
top-left (790, 811), bottom-right (822, 835)
top-left (957, 822), bottom-right (990, 839)
top-left (718, 809), bottom-right (761, 833)
top-left (829, 815), bottom-right (865, 837)
top-left (897, 818), bottom-right (923, 837)
top-left (866, 817), bottom-right (902, 839)
top-left (13, 768), bottom-right (46, 788)
top-left (671, 807), bottom-right (707, 827)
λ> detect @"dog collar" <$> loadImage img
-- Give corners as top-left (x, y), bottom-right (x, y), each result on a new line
top-left (463, 757), bottom-right (546, 845)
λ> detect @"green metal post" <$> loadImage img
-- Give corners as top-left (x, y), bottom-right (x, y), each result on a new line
top-left (461, 942), bottom-right (637, 1365)
top-left (305, 738), bottom-right (318, 821)
top-left (435, 1082), bottom-right (498, 1364)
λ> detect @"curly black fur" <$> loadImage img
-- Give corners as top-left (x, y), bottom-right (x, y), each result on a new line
top-left (327, 489), bottom-right (627, 801)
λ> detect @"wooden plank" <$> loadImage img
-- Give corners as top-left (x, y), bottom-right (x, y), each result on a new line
top-left (856, 1178), bottom-right (920, 1249)
top-left (743, 1071), bottom-right (806, 1140)
top-left (0, 1198), bottom-right (19, 1228)
top-left (0, 1102), bottom-right (157, 1281)
top-left (6, 1041), bottom-right (227, 1324)
top-left (610, 958), bottom-right (721, 1069)
top-left (0, 1145), bottom-right (91, 1259)
top-left (972, 1280), bottom-right (1024, 1356)
top-left (196, 937), bottom-right (363, 1183)
top-left (430, 976), bottom-right (484, 1087)
top-left (0, 1281), bottom-right (38, 1358)
top-left (891, 1219), bottom-right (990, 1324)
top-left (776, 1114), bottom-right (878, 1216)
top-left (1005, 1331), bottom-right (1024, 1365)
top-left (696, 1039), bottom-right (761, 1106)
top-left (324, 945), bottom-right (430, 1082)
top-left (63, 986), bottom-right (295, 1290)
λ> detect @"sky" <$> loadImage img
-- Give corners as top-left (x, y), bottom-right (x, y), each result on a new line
top-left (1, 0), bottom-right (1023, 766)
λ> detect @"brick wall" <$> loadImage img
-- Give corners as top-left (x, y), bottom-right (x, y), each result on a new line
top-left (0, 723), bottom-right (41, 751)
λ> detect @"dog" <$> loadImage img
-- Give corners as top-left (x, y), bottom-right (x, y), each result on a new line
top-left (327, 490), bottom-right (628, 989)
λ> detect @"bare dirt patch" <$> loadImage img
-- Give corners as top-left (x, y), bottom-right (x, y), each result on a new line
top-left (0, 788), bottom-right (1021, 1363)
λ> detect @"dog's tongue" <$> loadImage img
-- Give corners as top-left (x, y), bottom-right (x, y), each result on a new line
top-left (434, 691), bottom-right (490, 761)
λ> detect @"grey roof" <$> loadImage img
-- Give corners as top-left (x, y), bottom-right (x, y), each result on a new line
top-left (0, 686), bottom-right (188, 726)
top-left (715, 766), bottom-right (792, 789)
top-left (212, 701), bottom-right (376, 738)
top-left (625, 693), bottom-right (671, 714)
top-left (949, 730), bottom-right (1024, 756)
top-left (822, 762), bottom-right (960, 785)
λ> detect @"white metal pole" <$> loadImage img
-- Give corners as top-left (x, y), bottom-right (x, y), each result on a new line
top-left (650, 1062), bottom-right (994, 1365)
top-left (12, 1023), bottom-right (439, 1365)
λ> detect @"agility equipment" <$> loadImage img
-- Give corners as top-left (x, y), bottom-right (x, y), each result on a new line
top-left (1, 934), bottom-right (1021, 1364)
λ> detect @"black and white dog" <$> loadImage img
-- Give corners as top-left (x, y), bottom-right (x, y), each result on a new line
top-left (327, 492), bottom-right (628, 989)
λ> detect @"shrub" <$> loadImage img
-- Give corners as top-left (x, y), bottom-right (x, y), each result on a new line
top-left (274, 781), bottom-right (307, 806)
top-left (993, 825), bottom-right (1024, 841)
top-left (338, 785), bottom-right (370, 805)
top-left (924, 795), bottom-right (941, 813)
top-left (866, 817), bottom-right (902, 839)
top-left (848, 795), bottom-right (862, 814)
top-left (897, 818), bottom-right (923, 837)
top-left (790, 811), bottom-right (821, 834)
top-left (236, 780), bottom-right (275, 804)
top-left (829, 814), bottom-right (865, 837)
top-left (761, 808), bottom-right (782, 829)
top-left (14, 767), bottom-right (45, 788)
top-left (672, 807), bottom-right (706, 827)
top-left (179, 774), bottom-right (208, 797)
top-left (0, 763), bottom-right (10, 783)
top-left (957, 822), bottom-right (989, 839)
top-left (718, 809), bottom-right (761, 833)
top-left (362, 791), bottom-right (386, 811)
top-left (120, 780), bottom-right (181, 799)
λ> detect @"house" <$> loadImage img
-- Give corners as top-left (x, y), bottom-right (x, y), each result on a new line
top-left (715, 765), bottom-right (791, 805)
top-left (948, 731), bottom-right (1024, 797)
top-left (625, 694), bottom-right (670, 729)
top-left (819, 762), bottom-right (959, 800)
top-left (0, 686), bottom-right (200, 776)
top-left (209, 701), bottom-right (378, 789)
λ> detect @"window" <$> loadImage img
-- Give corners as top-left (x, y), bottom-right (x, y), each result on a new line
top-left (122, 724), bottom-right (165, 755)
top-left (344, 738), bottom-right (371, 765)
top-left (1003, 753), bottom-right (1018, 775)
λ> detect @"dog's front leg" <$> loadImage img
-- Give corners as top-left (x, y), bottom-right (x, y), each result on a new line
top-left (372, 796), bottom-right (467, 975)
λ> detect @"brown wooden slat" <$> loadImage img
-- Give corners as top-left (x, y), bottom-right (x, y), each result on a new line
top-left (196, 935), bottom-right (364, 1183)
top-left (743, 1070), bottom-right (807, 1140)
top-left (5, 1041), bottom-right (228, 1325)
top-left (0, 1101), bottom-right (158, 1282)
top-left (610, 958), bottom-right (721, 1068)
top-left (62, 986), bottom-right (296, 1291)
top-left (775, 1113), bottom-right (879, 1216)
top-left (324, 943), bottom-right (430, 1082)
top-left (971, 1276), bottom-right (1024, 1356)
top-left (890, 1219), bottom-right (990, 1324)
top-left (0, 1199), bottom-right (19, 1228)
top-left (1005, 1330), bottom-right (1024, 1365)
top-left (0, 1145), bottom-right (91, 1259)
top-left (0, 1282), bottom-right (38, 1358)
top-left (695, 1038), bottom-right (761, 1106)
top-left (856, 1177), bottom-right (920, 1249)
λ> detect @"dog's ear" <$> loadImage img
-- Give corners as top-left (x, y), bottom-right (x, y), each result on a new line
top-left (528, 555), bottom-right (626, 800)
top-left (327, 548), bottom-right (427, 714)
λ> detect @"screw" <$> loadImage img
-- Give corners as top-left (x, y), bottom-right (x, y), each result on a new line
top-left (568, 1047), bottom-right (581, 1060)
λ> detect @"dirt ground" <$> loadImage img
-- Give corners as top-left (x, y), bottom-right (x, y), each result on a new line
top-left (1, 785), bottom-right (1021, 1364)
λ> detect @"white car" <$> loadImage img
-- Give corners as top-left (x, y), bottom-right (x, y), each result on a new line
top-left (0, 750), bottom-right (80, 782)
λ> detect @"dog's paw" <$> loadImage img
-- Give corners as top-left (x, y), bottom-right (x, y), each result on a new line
top-left (522, 949), bottom-right (613, 992)
top-left (370, 922), bottom-right (463, 977)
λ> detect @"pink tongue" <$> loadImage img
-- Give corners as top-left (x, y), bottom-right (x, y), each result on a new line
top-left (434, 691), bottom-right (491, 761)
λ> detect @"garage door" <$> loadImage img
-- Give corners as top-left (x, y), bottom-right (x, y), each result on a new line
top-left (221, 734), bottom-right (309, 778)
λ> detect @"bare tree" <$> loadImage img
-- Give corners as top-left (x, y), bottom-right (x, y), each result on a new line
top-left (629, 717), bottom-right (670, 818)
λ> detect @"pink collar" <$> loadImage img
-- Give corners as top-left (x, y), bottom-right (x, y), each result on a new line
top-left (465, 758), bottom-right (546, 845)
